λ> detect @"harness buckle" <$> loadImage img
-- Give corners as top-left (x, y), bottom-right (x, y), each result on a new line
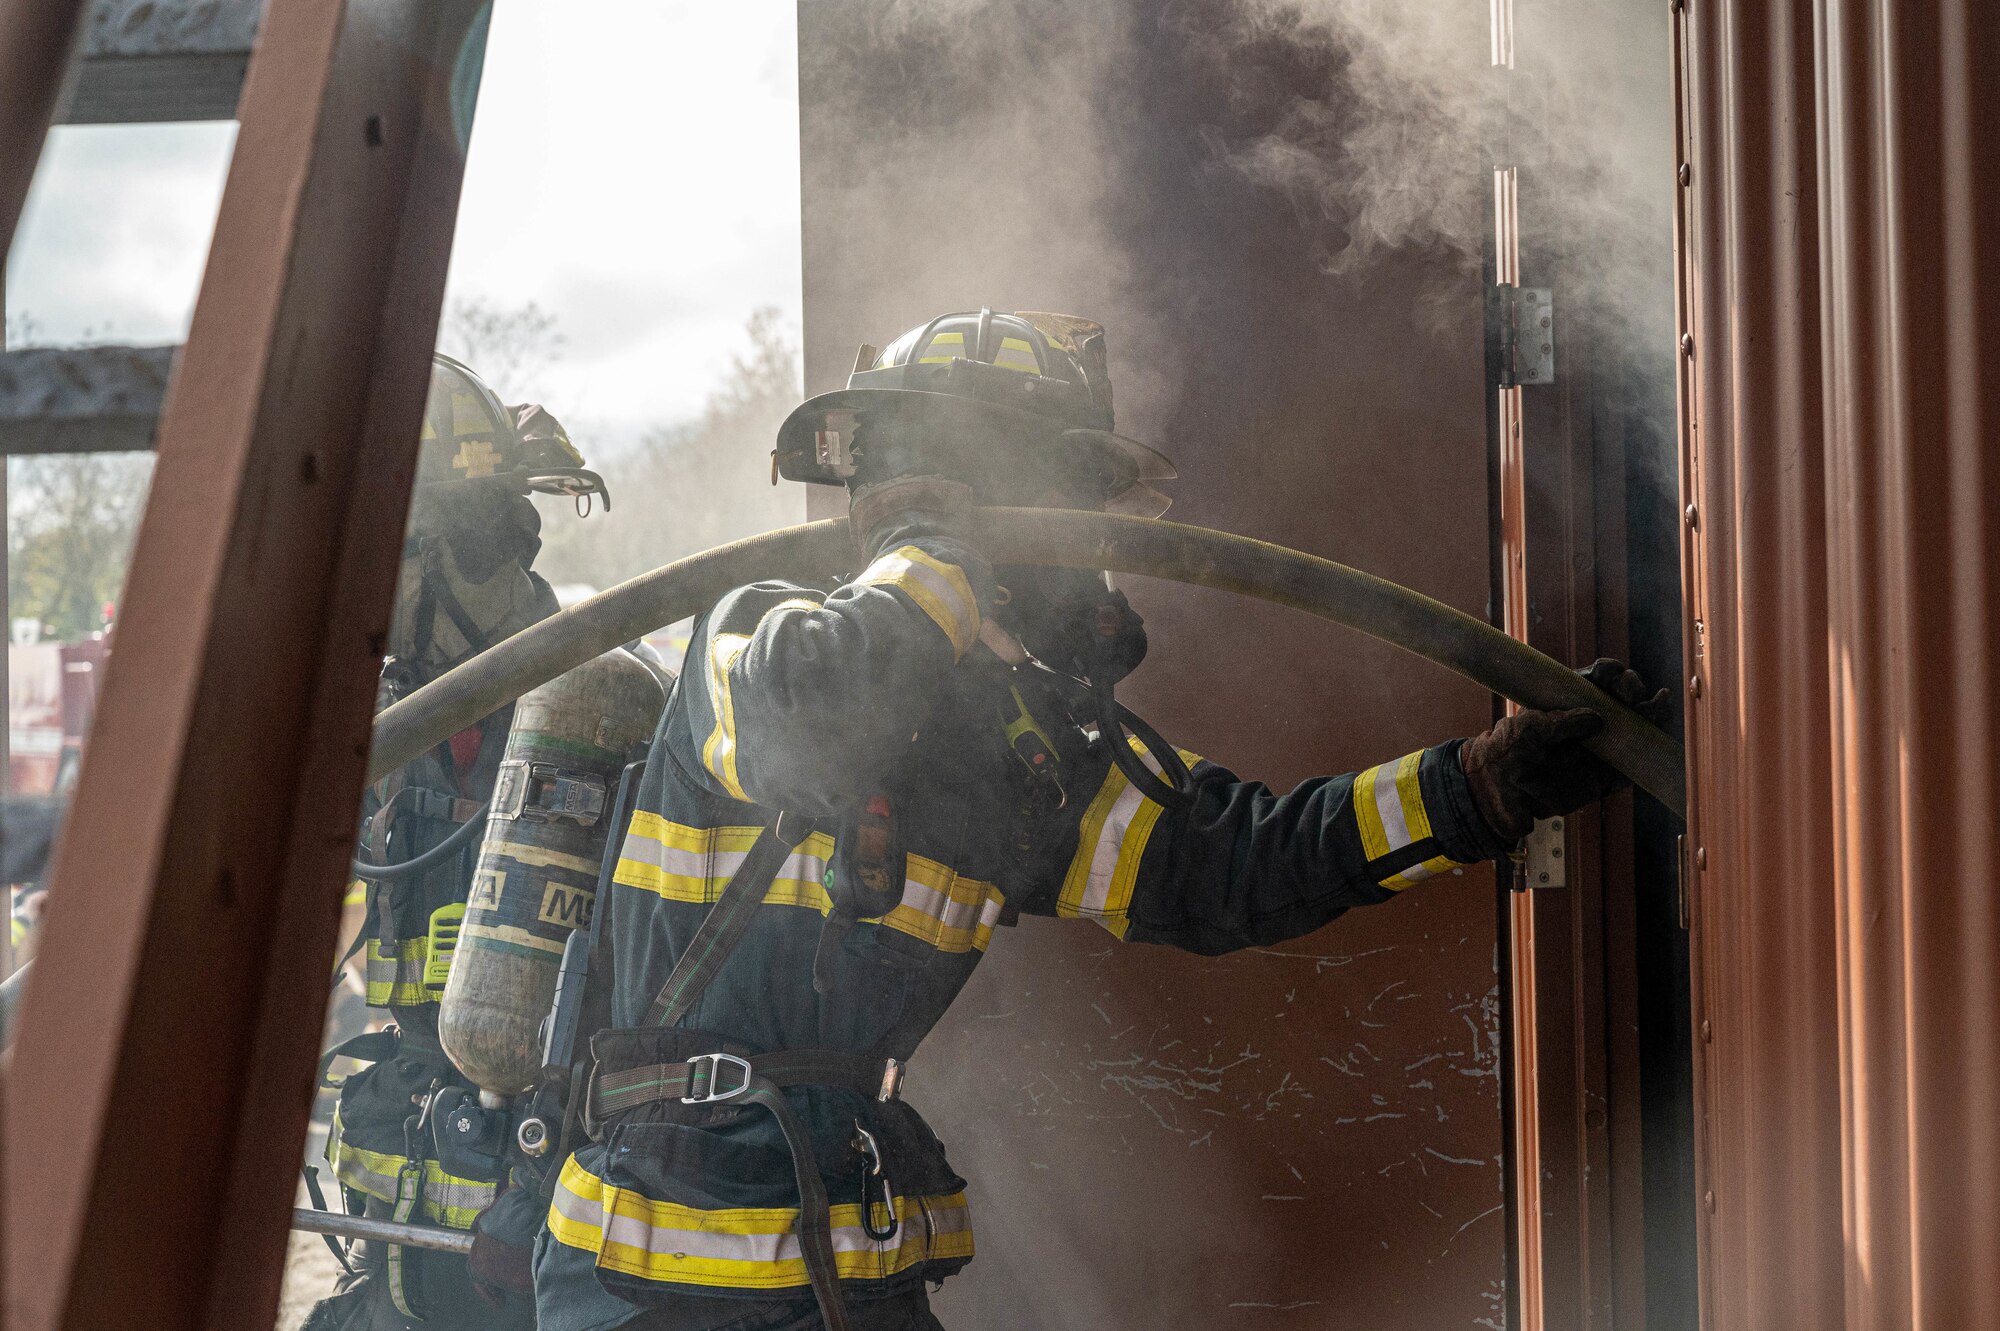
top-left (680, 1052), bottom-right (754, 1105)
top-left (878, 1058), bottom-right (905, 1102)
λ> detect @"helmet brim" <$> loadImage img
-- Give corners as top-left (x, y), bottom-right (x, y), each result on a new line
top-left (776, 387), bottom-right (1175, 516)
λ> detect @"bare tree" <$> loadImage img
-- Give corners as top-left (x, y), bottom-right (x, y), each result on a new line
top-left (7, 452), bottom-right (155, 640)
top-left (528, 308), bottom-right (805, 594)
top-left (436, 297), bottom-right (567, 400)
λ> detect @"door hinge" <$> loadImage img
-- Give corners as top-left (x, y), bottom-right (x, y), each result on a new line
top-left (1521, 815), bottom-right (1568, 889)
top-left (1498, 286), bottom-right (1556, 386)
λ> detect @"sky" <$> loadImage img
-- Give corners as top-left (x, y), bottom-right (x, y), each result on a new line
top-left (4, 2), bottom-right (803, 444)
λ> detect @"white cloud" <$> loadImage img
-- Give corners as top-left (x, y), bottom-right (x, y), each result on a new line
top-left (445, 1), bottom-right (803, 437)
top-left (5, 121), bottom-right (237, 345)
top-left (6, 2), bottom-right (803, 442)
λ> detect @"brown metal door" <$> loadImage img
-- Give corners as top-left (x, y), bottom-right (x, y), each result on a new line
top-left (1487, 2), bottom-right (1691, 1329)
top-left (800, 3), bottom-right (1508, 1326)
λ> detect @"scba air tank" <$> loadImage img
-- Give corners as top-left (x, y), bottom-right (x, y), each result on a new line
top-left (439, 648), bottom-right (664, 1094)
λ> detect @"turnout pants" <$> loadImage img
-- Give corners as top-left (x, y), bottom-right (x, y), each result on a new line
top-left (615, 1289), bottom-right (945, 1331)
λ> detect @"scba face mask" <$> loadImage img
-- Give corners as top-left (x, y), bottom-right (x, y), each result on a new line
top-left (997, 566), bottom-right (1149, 688)
top-left (385, 479), bottom-right (555, 693)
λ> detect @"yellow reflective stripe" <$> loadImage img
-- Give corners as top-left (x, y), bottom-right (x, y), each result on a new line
top-left (991, 336), bottom-right (1038, 373)
top-left (701, 632), bottom-right (751, 801)
top-left (884, 858), bottom-right (1004, 953)
top-left (770, 596), bottom-right (824, 615)
top-left (1384, 853), bottom-right (1458, 891)
top-left (916, 330), bottom-right (966, 363)
top-left (327, 1113), bottom-right (496, 1230)
top-left (1058, 742), bottom-right (1198, 938)
top-left (343, 878), bottom-right (367, 907)
top-left (1392, 751), bottom-right (1434, 842)
top-left (363, 938), bottom-right (432, 1006)
top-left (614, 816), bottom-right (1001, 954)
top-left (485, 840), bottom-right (601, 875)
top-left (855, 546), bottom-right (980, 659)
top-left (1355, 749), bottom-right (1457, 888)
top-left (616, 817), bottom-right (836, 908)
top-left (1352, 762), bottom-right (1391, 860)
top-left (547, 1154), bottom-right (973, 1287)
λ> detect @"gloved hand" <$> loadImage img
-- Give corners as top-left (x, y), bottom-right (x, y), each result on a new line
top-left (847, 474), bottom-right (977, 559)
top-left (466, 1185), bottom-right (542, 1308)
top-left (1459, 659), bottom-right (1671, 843)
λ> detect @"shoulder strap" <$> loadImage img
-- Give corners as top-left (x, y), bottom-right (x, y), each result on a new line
top-left (643, 810), bottom-right (813, 1028)
top-left (316, 1028), bottom-right (402, 1090)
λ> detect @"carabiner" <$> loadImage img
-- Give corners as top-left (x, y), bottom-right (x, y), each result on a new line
top-left (852, 1120), bottom-right (899, 1243)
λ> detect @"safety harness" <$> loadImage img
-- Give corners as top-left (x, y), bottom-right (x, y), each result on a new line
top-left (586, 809), bottom-right (908, 1331)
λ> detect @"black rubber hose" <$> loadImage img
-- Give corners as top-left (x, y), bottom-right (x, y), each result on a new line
top-left (351, 799), bottom-right (490, 881)
top-left (1092, 677), bottom-right (1195, 810)
top-left (368, 510), bottom-right (1686, 818)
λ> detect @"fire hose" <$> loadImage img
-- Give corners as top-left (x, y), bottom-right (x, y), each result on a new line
top-left (0, 511), bottom-right (1685, 1055)
top-left (370, 509), bottom-right (1685, 815)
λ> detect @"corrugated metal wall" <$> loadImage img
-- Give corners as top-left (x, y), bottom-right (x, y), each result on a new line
top-left (1674, 0), bottom-right (2000, 1325)
top-left (799, 4), bottom-right (1508, 1326)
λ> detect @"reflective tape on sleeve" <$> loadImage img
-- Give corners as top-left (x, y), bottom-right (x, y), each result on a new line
top-left (700, 632), bottom-right (753, 801)
top-left (854, 546), bottom-right (981, 659)
top-left (1057, 741), bottom-right (1199, 938)
top-left (1353, 750), bottom-right (1458, 890)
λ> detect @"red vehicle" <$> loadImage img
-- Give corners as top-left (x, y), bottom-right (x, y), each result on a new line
top-left (9, 630), bottom-right (110, 796)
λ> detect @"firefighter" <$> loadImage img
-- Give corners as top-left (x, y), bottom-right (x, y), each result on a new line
top-left (532, 311), bottom-right (1667, 1331)
top-left (307, 354), bottom-right (606, 1331)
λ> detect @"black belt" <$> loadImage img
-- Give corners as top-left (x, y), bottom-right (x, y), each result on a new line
top-left (590, 1048), bottom-right (905, 1123)
top-left (590, 1047), bottom-right (907, 1331)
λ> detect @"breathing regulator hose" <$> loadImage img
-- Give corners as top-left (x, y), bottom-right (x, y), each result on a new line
top-left (368, 509), bottom-right (1686, 819)
top-left (350, 798), bottom-right (491, 882)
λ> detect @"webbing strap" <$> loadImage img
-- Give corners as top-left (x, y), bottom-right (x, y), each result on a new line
top-left (386, 1162), bottom-right (426, 1319)
top-left (316, 1029), bottom-right (401, 1091)
top-left (740, 1077), bottom-right (850, 1331)
top-left (642, 811), bottom-right (812, 1028)
top-left (420, 546), bottom-right (495, 657)
top-left (590, 1049), bottom-right (899, 1122)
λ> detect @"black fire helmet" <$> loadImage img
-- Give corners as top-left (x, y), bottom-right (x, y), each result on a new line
top-left (774, 309), bottom-right (1176, 517)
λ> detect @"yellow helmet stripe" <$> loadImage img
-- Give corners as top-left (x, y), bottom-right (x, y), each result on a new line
top-left (991, 336), bottom-right (1040, 374)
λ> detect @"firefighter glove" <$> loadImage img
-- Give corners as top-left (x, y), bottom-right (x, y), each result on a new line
top-left (848, 474), bottom-right (978, 560)
top-left (1459, 659), bottom-right (1670, 844)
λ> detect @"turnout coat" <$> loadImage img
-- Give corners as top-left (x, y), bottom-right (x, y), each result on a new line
top-left (535, 526), bottom-right (1506, 1327)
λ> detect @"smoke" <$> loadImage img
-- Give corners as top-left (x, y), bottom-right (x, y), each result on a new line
top-left (1172, 0), bottom-right (1675, 350)
top-left (526, 308), bottom-right (805, 596)
top-left (1176, 0), bottom-right (1496, 282)
top-left (799, 0), bottom-right (1673, 445)
top-left (795, 5), bottom-right (1677, 1327)
top-left (796, 3), bottom-right (1191, 426)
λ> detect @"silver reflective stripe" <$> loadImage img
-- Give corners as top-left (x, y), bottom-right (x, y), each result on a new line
top-left (620, 822), bottom-right (994, 947)
top-left (898, 876), bottom-right (984, 937)
top-left (426, 1175), bottom-right (497, 1216)
top-left (619, 829), bottom-right (831, 891)
top-left (1372, 769), bottom-right (1414, 852)
top-left (1078, 746), bottom-right (1166, 915)
top-left (551, 1183), bottom-right (971, 1263)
